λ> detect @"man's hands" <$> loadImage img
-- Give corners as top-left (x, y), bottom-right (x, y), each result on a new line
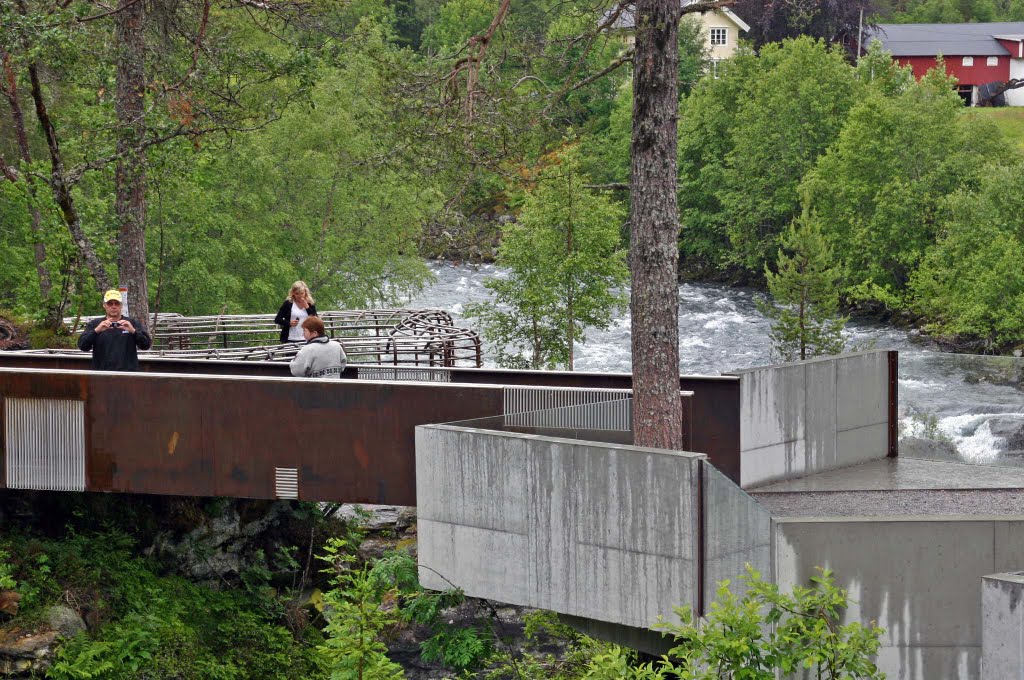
top-left (96, 319), bottom-right (136, 334)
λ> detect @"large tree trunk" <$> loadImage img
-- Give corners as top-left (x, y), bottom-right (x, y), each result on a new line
top-left (630, 0), bottom-right (682, 449)
top-left (26, 64), bottom-right (111, 293)
top-left (2, 52), bottom-right (52, 304)
top-left (115, 0), bottom-right (150, 327)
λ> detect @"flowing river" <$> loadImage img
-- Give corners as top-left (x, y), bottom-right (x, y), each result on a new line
top-left (408, 261), bottom-right (1024, 466)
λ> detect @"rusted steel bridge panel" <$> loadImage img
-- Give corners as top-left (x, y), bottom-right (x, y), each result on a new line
top-left (0, 367), bottom-right (506, 504)
top-left (0, 355), bottom-right (744, 488)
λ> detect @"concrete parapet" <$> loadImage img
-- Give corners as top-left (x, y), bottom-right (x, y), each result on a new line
top-left (773, 516), bottom-right (1024, 679)
top-left (732, 351), bottom-right (891, 488)
top-left (416, 425), bottom-right (704, 629)
top-left (982, 572), bottom-right (1024, 679)
top-left (703, 464), bottom-right (771, 604)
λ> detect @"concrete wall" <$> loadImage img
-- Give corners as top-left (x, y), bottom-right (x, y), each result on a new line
top-left (416, 425), bottom-right (704, 629)
top-left (703, 464), bottom-right (771, 604)
top-left (982, 572), bottom-right (1024, 678)
top-left (774, 517), bottom-right (1024, 680)
top-left (733, 351), bottom-right (891, 488)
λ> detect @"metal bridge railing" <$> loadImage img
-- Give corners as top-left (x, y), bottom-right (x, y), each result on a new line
top-left (54, 308), bottom-right (482, 367)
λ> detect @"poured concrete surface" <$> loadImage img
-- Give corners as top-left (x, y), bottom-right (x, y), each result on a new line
top-left (749, 458), bottom-right (1024, 517)
top-left (750, 457), bottom-right (1024, 492)
top-left (732, 351), bottom-right (891, 488)
top-left (774, 518), bottom-right (1024, 679)
top-left (982, 572), bottom-right (1024, 678)
top-left (416, 425), bottom-right (705, 630)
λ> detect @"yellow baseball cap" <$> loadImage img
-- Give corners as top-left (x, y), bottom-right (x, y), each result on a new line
top-left (103, 289), bottom-right (122, 303)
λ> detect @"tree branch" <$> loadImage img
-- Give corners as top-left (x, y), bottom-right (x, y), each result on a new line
top-left (0, 155), bottom-right (18, 183)
top-left (65, 118), bottom-right (282, 186)
top-left (555, 48), bottom-right (634, 101)
top-left (443, 0), bottom-right (513, 118)
top-left (74, 0), bottom-right (145, 23)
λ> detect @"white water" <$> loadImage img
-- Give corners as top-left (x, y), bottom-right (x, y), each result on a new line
top-left (408, 261), bottom-right (1024, 465)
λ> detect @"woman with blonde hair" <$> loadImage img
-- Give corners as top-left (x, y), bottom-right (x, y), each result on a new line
top-left (274, 280), bottom-right (318, 343)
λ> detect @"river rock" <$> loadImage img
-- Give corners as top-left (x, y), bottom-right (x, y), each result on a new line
top-left (337, 504), bottom-right (417, 533)
top-left (46, 605), bottom-right (86, 639)
top-left (147, 501), bottom-right (292, 581)
top-left (0, 627), bottom-right (58, 659)
top-left (0, 592), bottom-right (19, 617)
top-left (0, 605), bottom-right (85, 678)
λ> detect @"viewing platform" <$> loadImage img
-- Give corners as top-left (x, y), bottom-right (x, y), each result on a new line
top-left (1, 347), bottom-right (1020, 677)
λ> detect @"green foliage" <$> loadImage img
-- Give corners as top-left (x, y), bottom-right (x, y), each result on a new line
top-left (420, 0), bottom-right (495, 53)
top-left (910, 162), bottom-right (1024, 349)
top-left (0, 550), bottom-right (17, 591)
top-left (368, 548), bottom-right (495, 671)
top-left (484, 610), bottom-right (631, 680)
top-left (488, 569), bottom-right (884, 680)
top-left (677, 48), bottom-right (761, 277)
top-left (803, 61), bottom-right (1001, 306)
top-left (876, 0), bottom-right (1023, 22)
top-left (0, 528), bottom-right (326, 680)
top-left (467, 146), bottom-right (628, 369)
top-left (759, 212), bottom-right (847, 362)
top-left (649, 566), bottom-right (885, 679)
top-left (317, 537), bottom-right (406, 680)
top-left (678, 37), bottom-right (859, 275)
top-left (719, 37), bottom-right (859, 271)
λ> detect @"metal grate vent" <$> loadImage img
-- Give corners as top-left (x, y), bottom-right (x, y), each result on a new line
top-left (5, 397), bottom-right (86, 491)
top-left (356, 366), bottom-right (451, 382)
top-left (274, 467), bottom-right (299, 499)
top-left (503, 387), bottom-right (632, 431)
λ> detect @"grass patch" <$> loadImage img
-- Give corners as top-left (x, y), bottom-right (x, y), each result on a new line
top-left (965, 107), bottom-right (1024, 150)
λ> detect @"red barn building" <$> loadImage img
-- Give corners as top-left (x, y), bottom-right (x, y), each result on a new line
top-left (870, 22), bottom-right (1024, 106)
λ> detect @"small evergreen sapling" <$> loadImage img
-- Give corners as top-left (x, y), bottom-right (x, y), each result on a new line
top-left (759, 212), bottom-right (847, 362)
top-left (467, 146), bottom-right (628, 370)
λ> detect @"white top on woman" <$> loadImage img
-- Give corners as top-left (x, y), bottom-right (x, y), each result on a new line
top-left (288, 305), bottom-right (309, 342)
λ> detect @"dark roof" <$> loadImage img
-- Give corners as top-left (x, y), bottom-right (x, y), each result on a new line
top-left (869, 22), bottom-right (1024, 57)
top-left (608, 1), bottom-right (749, 32)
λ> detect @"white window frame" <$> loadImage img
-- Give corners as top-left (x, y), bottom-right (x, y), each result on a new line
top-left (963, 56), bottom-right (974, 66)
top-left (709, 59), bottom-right (723, 79)
top-left (988, 56), bottom-right (999, 66)
top-left (710, 28), bottom-right (727, 47)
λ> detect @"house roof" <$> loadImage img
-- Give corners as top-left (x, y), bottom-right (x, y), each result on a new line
top-left (609, 1), bottom-right (750, 33)
top-left (868, 22), bottom-right (1024, 57)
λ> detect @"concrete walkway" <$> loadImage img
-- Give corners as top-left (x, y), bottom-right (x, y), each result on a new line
top-left (748, 457), bottom-right (1024, 517)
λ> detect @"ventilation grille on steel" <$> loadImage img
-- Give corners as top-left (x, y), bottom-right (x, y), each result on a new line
top-left (274, 467), bottom-right (299, 499)
top-left (356, 366), bottom-right (451, 382)
top-left (503, 387), bottom-right (632, 431)
top-left (5, 397), bottom-right (86, 491)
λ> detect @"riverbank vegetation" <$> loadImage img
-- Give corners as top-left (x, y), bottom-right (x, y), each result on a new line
top-left (0, 494), bottom-right (883, 679)
top-left (1, 0), bottom-right (1022, 353)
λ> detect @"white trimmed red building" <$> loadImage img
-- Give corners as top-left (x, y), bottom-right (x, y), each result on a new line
top-left (870, 22), bottom-right (1024, 105)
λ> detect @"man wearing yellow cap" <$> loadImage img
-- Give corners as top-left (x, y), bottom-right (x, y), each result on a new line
top-left (77, 289), bottom-right (152, 371)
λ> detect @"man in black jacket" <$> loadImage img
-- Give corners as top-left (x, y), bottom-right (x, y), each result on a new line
top-left (77, 290), bottom-right (153, 371)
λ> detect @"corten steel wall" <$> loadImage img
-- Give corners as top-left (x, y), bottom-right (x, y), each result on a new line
top-left (0, 367), bottom-right (508, 503)
top-left (0, 355), bottom-right (744, 484)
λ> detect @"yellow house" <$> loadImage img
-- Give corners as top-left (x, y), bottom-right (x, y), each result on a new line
top-left (610, 1), bottom-right (750, 74)
top-left (697, 4), bottom-right (750, 61)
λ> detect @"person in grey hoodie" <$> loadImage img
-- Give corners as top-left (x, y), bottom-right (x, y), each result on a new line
top-left (290, 316), bottom-right (347, 379)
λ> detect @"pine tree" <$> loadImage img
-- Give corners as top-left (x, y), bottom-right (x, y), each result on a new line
top-left (760, 212), bottom-right (847, 362)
